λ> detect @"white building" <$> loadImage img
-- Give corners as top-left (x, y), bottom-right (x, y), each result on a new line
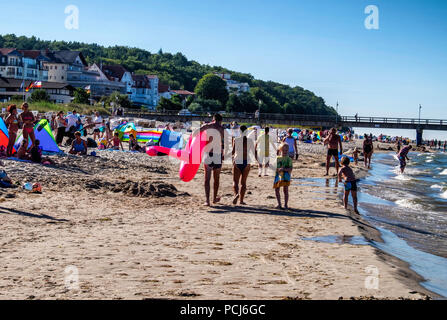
top-left (100, 64), bottom-right (133, 95)
top-left (130, 74), bottom-right (159, 109)
top-left (213, 72), bottom-right (250, 95)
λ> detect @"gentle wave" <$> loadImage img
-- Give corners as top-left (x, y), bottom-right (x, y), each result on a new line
top-left (441, 190), bottom-right (447, 199)
top-left (395, 199), bottom-right (425, 210)
top-left (394, 174), bottom-right (411, 181)
top-left (431, 184), bottom-right (444, 190)
top-left (440, 169), bottom-right (447, 175)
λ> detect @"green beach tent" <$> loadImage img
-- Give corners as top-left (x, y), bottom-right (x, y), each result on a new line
top-left (14, 119), bottom-right (62, 153)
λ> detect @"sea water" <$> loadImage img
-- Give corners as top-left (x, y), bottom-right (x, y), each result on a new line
top-left (359, 152), bottom-right (447, 297)
top-left (297, 151), bottom-right (447, 297)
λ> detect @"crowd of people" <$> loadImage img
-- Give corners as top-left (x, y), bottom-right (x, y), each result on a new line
top-left (3, 105), bottom-right (426, 213)
top-left (426, 139), bottom-right (447, 151)
top-left (2, 103), bottom-right (148, 162)
top-left (197, 114), bottom-right (361, 212)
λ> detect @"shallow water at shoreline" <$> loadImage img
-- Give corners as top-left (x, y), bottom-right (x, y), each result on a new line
top-left (295, 152), bottom-right (447, 298)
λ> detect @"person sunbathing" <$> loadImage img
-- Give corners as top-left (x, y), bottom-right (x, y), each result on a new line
top-left (69, 132), bottom-right (88, 155)
top-left (129, 134), bottom-right (143, 152)
top-left (29, 140), bottom-right (56, 165)
top-left (17, 140), bottom-right (31, 160)
top-left (111, 132), bottom-right (124, 151)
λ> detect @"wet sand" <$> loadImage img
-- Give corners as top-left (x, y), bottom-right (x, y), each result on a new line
top-left (0, 141), bottom-right (434, 300)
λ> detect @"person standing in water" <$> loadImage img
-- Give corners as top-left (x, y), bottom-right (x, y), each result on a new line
top-left (363, 134), bottom-right (374, 169)
top-left (338, 156), bottom-right (359, 214)
top-left (397, 145), bottom-right (413, 174)
top-left (323, 128), bottom-right (343, 176)
top-left (199, 114), bottom-right (225, 206)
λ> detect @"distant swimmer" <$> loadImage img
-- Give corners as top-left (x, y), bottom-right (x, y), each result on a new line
top-left (397, 145), bottom-right (413, 174)
top-left (323, 128), bottom-right (343, 176)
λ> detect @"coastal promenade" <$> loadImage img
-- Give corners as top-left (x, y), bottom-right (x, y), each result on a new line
top-left (125, 110), bottom-right (447, 138)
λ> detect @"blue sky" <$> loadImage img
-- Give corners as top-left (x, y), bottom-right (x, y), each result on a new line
top-left (1, 0), bottom-right (446, 139)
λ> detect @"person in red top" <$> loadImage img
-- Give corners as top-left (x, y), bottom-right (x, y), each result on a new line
top-left (111, 132), bottom-right (124, 151)
top-left (338, 156), bottom-right (359, 214)
top-left (19, 103), bottom-right (36, 151)
top-left (5, 104), bottom-right (19, 157)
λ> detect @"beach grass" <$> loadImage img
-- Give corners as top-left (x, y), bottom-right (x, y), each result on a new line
top-left (0, 101), bottom-right (111, 115)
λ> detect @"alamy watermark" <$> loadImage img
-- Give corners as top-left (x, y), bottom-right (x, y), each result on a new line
top-left (364, 265), bottom-right (380, 290)
top-left (64, 265), bottom-right (80, 290)
top-left (365, 5), bottom-right (379, 30)
top-left (65, 5), bottom-right (79, 30)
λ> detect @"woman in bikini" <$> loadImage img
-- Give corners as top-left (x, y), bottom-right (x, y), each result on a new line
top-left (232, 125), bottom-right (255, 205)
top-left (5, 104), bottom-right (19, 157)
top-left (19, 103), bottom-right (36, 151)
top-left (363, 134), bottom-right (374, 169)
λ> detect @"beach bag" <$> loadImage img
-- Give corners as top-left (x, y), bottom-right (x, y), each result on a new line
top-left (87, 138), bottom-right (98, 148)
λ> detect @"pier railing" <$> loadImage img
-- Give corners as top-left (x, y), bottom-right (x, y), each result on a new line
top-left (123, 110), bottom-right (447, 127)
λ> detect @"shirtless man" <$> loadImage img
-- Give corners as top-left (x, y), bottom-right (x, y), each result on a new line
top-left (398, 145), bottom-right (412, 174)
top-left (199, 114), bottom-right (225, 206)
top-left (324, 128), bottom-right (343, 176)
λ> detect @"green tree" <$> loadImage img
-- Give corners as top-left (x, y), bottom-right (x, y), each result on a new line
top-left (226, 94), bottom-right (243, 113)
top-left (238, 92), bottom-right (259, 113)
top-left (107, 91), bottom-right (131, 109)
top-left (73, 88), bottom-right (90, 104)
top-left (250, 88), bottom-right (281, 113)
top-left (194, 74), bottom-right (229, 106)
top-left (157, 96), bottom-right (183, 111)
top-left (230, 72), bottom-right (254, 85)
top-left (195, 98), bottom-right (222, 112)
top-left (188, 102), bottom-right (204, 114)
top-left (30, 89), bottom-right (50, 102)
top-left (0, 34), bottom-right (339, 116)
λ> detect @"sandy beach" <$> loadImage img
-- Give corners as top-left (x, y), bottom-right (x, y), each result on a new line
top-left (0, 140), bottom-right (435, 300)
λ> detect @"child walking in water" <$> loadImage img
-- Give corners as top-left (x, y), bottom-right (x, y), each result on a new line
top-left (273, 143), bottom-right (293, 209)
top-left (338, 156), bottom-right (359, 214)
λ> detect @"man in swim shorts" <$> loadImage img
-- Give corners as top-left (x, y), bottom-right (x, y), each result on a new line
top-left (199, 114), bottom-right (225, 206)
top-left (324, 128), bottom-right (343, 176)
